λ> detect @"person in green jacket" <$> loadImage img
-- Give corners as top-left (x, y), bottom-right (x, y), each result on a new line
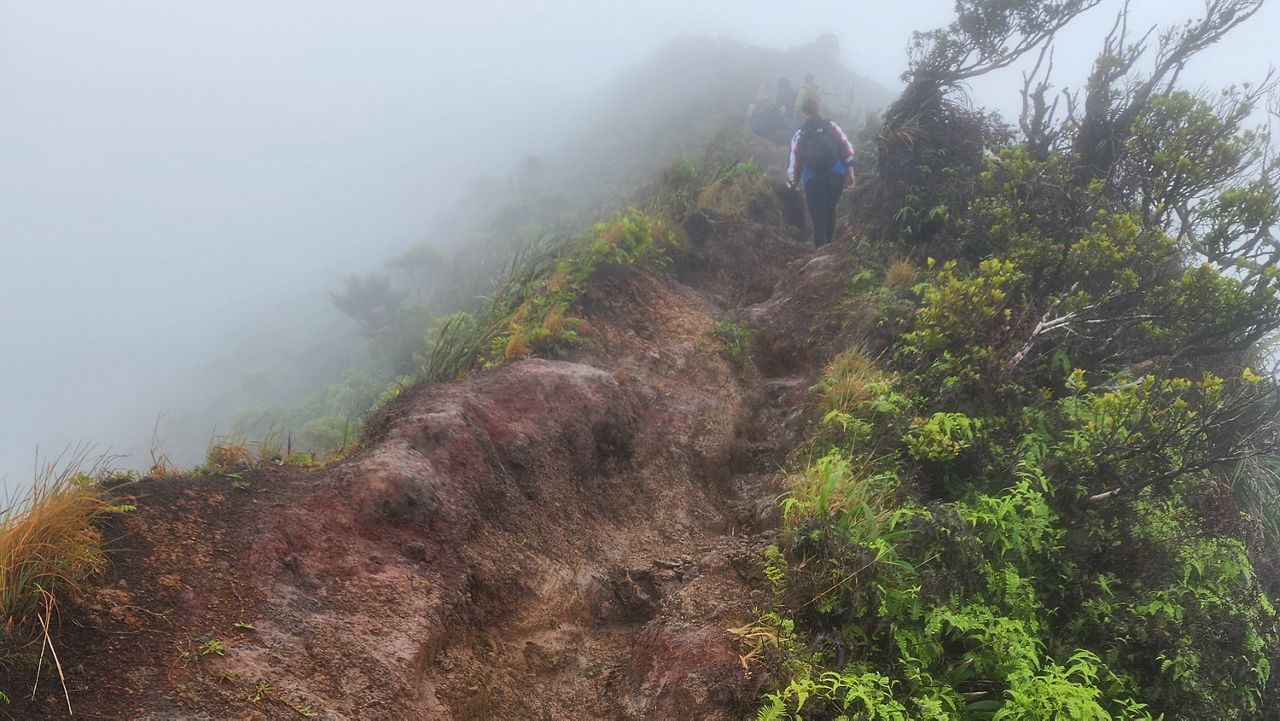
top-left (793, 73), bottom-right (818, 118)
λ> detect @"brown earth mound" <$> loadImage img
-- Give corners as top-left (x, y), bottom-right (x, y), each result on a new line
top-left (11, 184), bottom-right (873, 719)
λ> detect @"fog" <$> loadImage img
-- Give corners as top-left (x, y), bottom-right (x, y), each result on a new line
top-left (3, 0), bottom-right (1278, 488)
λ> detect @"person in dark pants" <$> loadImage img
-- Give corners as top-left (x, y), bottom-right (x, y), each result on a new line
top-left (748, 83), bottom-right (790, 144)
top-left (787, 95), bottom-right (856, 247)
top-left (776, 77), bottom-right (798, 123)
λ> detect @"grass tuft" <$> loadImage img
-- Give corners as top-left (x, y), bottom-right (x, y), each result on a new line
top-left (204, 440), bottom-right (256, 469)
top-left (0, 452), bottom-right (111, 640)
top-left (0, 449), bottom-right (119, 712)
top-left (815, 347), bottom-right (892, 418)
top-left (883, 258), bottom-right (917, 288)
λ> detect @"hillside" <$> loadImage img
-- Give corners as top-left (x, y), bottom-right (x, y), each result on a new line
top-left (202, 33), bottom-right (895, 470)
top-left (11, 137), bottom-right (852, 719)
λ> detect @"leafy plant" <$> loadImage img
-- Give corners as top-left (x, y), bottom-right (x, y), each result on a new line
top-left (707, 320), bottom-right (751, 365)
top-left (903, 411), bottom-right (979, 462)
top-left (753, 7), bottom-right (1280, 713)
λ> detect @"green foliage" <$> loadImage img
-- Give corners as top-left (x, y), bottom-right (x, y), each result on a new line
top-left (491, 207), bottom-right (682, 363)
top-left (815, 347), bottom-right (910, 450)
top-left (761, 424), bottom-right (1158, 716)
top-left (756, 28), bottom-right (1280, 713)
top-left (707, 320), bottom-right (751, 365)
top-left (762, 545), bottom-right (787, 598)
top-left (1065, 487), bottom-right (1279, 718)
top-left (904, 411), bottom-right (979, 462)
top-left (782, 454), bottom-right (910, 550)
top-left (418, 312), bottom-right (483, 384)
top-left (279, 203), bottom-right (688, 444)
top-left (586, 207), bottom-right (680, 269)
top-left (297, 416), bottom-right (353, 455)
top-left (1124, 88), bottom-right (1273, 263)
top-left (278, 452), bottom-right (314, 467)
top-left (956, 470), bottom-right (1061, 565)
top-left (895, 258), bottom-right (1022, 399)
top-left (650, 155), bottom-right (703, 218)
top-left (766, 318), bottom-right (1279, 716)
top-left (1054, 369), bottom-right (1273, 500)
top-left (649, 136), bottom-right (778, 222)
top-left (696, 159), bottom-right (774, 219)
top-left (759, 668), bottom-right (911, 720)
top-left (994, 651), bottom-right (1120, 721)
top-left (1229, 454), bottom-right (1280, 546)
top-left (375, 374), bottom-right (418, 409)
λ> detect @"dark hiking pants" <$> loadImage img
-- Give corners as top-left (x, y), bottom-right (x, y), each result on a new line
top-left (804, 172), bottom-right (844, 247)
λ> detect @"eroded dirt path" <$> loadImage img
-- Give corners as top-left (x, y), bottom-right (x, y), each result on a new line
top-left (18, 159), bottom-right (869, 720)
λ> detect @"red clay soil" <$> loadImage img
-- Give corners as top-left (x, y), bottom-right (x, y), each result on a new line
top-left (9, 177), bottom-right (874, 720)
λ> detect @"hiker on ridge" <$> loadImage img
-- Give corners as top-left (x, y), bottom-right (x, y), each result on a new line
top-left (793, 73), bottom-right (819, 118)
top-left (746, 83), bottom-right (770, 124)
top-left (776, 77), bottom-right (798, 122)
top-left (748, 83), bottom-right (789, 144)
top-left (787, 95), bottom-right (856, 247)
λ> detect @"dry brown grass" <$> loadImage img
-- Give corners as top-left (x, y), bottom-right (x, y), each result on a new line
top-left (145, 447), bottom-right (185, 479)
top-left (695, 166), bottom-right (772, 219)
top-left (204, 441), bottom-right (255, 468)
top-left (0, 450), bottom-right (117, 712)
top-left (504, 329), bottom-right (532, 361)
top-left (816, 347), bottom-right (893, 417)
top-left (0, 455), bottom-right (109, 630)
top-left (883, 258), bottom-right (917, 288)
top-left (541, 305), bottom-right (568, 336)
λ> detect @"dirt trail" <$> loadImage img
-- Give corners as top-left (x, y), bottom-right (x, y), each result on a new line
top-left (16, 150), bottom-right (870, 720)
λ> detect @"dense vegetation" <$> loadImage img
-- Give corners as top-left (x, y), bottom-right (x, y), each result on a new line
top-left (748, 1), bottom-right (1280, 719)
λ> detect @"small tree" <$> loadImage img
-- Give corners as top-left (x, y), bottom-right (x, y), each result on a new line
top-left (329, 272), bottom-right (403, 339)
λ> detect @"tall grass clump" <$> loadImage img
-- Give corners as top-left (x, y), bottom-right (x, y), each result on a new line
top-left (0, 450), bottom-right (112, 642)
top-left (0, 450), bottom-right (116, 709)
top-left (0, 456), bottom-right (110, 631)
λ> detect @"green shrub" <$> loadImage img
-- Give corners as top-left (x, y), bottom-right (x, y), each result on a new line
top-left (707, 320), bottom-right (751, 365)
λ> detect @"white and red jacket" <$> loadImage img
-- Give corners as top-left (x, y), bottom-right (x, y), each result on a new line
top-left (788, 119), bottom-right (855, 186)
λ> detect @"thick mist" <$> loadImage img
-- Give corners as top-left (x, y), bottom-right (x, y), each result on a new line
top-left (3, 0), bottom-right (1278, 488)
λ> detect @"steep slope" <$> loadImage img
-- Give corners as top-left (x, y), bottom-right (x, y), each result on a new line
top-left (15, 145), bottom-right (867, 719)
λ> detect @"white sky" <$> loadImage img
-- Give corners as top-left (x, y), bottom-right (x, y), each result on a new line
top-left (1, 0), bottom-right (1277, 486)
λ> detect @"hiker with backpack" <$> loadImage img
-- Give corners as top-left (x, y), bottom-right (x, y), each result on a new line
top-left (746, 83), bottom-right (769, 125)
top-left (776, 77), bottom-right (798, 123)
top-left (793, 73), bottom-right (819, 119)
top-left (787, 95), bottom-right (856, 247)
top-left (747, 83), bottom-right (788, 143)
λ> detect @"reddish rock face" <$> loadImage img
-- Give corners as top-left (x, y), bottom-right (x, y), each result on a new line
top-left (630, 623), bottom-right (763, 721)
top-left (749, 245), bottom-right (876, 377)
